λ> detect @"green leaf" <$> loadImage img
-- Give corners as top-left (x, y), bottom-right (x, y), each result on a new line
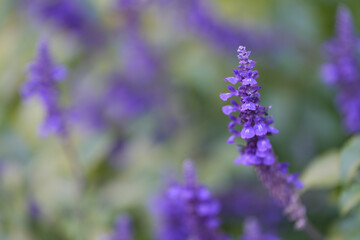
top-left (301, 150), bottom-right (340, 191)
top-left (339, 183), bottom-right (360, 216)
top-left (340, 135), bottom-right (360, 185)
top-left (329, 205), bottom-right (360, 240)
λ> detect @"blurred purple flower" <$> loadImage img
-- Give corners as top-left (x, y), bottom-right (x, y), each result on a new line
top-left (220, 46), bottom-right (306, 229)
top-left (151, 183), bottom-right (189, 240)
top-left (159, 0), bottom-right (273, 52)
top-left (99, 1), bottom-right (166, 126)
top-left (151, 160), bottom-right (228, 240)
top-left (21, 39), bottom-right (67, 137)
top-left (101, 214), bottom-right (133, 240)
top-left (27, 198), bottom-right (42, 221)
top-left (321, 5), bottom-right (360, 133)
top-left (182, 160), bottom-right (227, 240)
top-left (218, 184), bottom-right (283, 228)
top-left (241, 218), bottom-right (281, 240)
top-left (25, 0), bottom-right (105, 48)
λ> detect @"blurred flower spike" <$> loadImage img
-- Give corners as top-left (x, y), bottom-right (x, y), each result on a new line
top-left (21, 39), bottom-right (68, 137)
top-left (152, 159), bottom-right (227, 240)
top-left (321, 5), bottom-right (360, 133)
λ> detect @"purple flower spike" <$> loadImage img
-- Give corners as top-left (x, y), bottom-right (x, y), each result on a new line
top-left (321, 5), bottom-right (360, 133)
top-left (151, 160), bottom-right (228, 240)
top-left (21, 39), bottom-right (67, 137)
top-left (221, 46), bottom-right (307, 230)
top-left (220, 45), bottom-right (278, 166)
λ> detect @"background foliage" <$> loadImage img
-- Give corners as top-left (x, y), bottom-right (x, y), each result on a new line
top-left (1, 0), bottom-right (360, 239)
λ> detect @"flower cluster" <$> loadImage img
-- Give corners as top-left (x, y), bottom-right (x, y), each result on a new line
top-left (21, 39), bottom-right (67, 137)
top-left (220, 46), bottom-right (306, 229)
top-left (321, 6), bottom-right (360, 133)
top-left (153, 160), bottom-right (226, 240)
top-left (221, 45), bottom-right (278, 166)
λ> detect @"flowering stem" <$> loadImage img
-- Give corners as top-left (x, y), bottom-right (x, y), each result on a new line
top-left (304, 220), bottom-right (326, 240)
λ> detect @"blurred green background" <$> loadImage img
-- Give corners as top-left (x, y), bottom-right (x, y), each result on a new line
top-left (1, 0), bottom-right (360, 239)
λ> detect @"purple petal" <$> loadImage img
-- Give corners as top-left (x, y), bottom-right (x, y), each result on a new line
top-left (206, 218), bottom-right (220, 229)
top-left (52, 66), bottom-right (67, 82)
top-left (235, 154), bottom-right (260, 165)
top-left (242, 78), bottom-right (257, 85)
top-left (263, 154), bottom-right (275, 165)
top-left (227, 135), bottom-right (235, 144)
top-left (222, 105), bottom-right (236, 115)
top-left (254, 122), bottom-right (267, 136)
top-left (241, 126), bottom-right (255, 139)
top-left (241, 102), bottom-right (256, 111)
top-left (256, 149), bottom-right (268, 158)
top-left (321, 63), bottom-right (338, 84)
top-left (257, 138), bottom-right (271, 151)
top-left (197, 204), bottom-right (211, 216)
top-left (219, 93), bottom-right (233, 101)
top-left (197, 187), bottom-right (211, 200)
top-left (224, 76), bottom-right (239, 84)
top-left (268, 126), bottom-right (279, 134)
top-left (227, 85), bottom-right (237, 92)
top-left (228, 121), bottom-right (236, 129)
top-left (277, 162), bottom-right (289, 173)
